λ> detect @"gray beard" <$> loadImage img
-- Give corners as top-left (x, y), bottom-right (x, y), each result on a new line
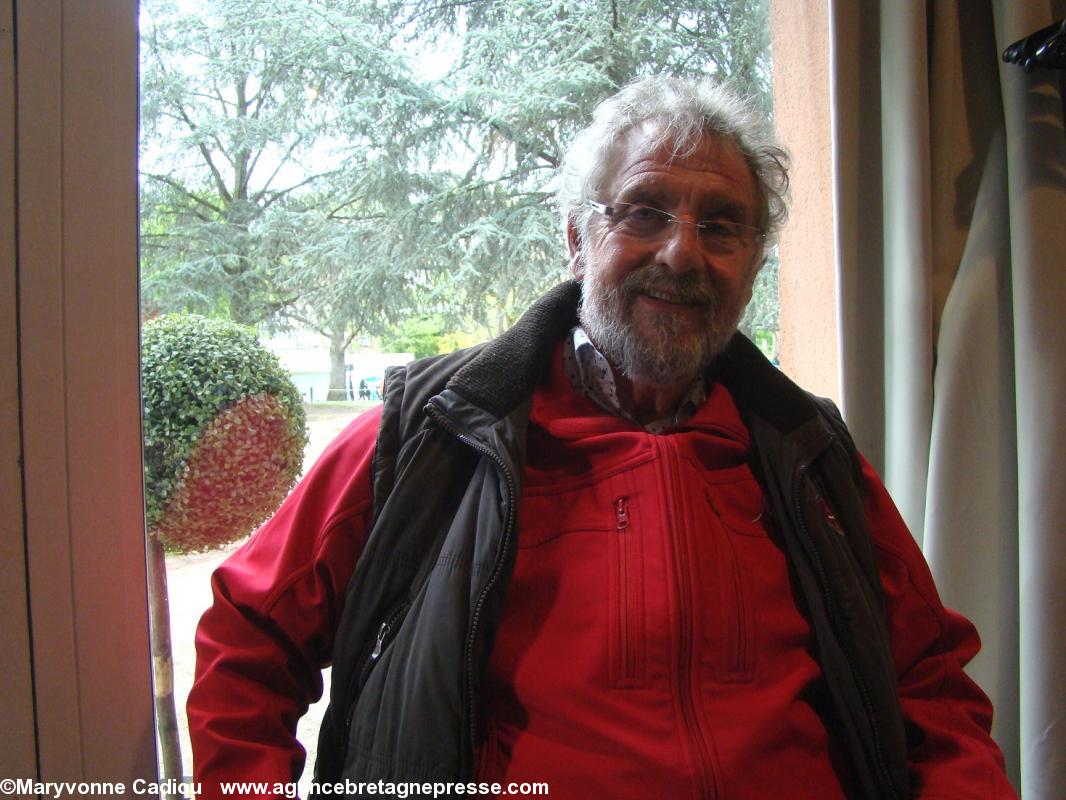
top-left (578, 263), bottom-right (741, 386)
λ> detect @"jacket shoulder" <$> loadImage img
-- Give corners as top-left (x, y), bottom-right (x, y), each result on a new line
top-left (371, 345), bottom-right (489, 519)
top-left (808, 394), bottom-right (865, 493)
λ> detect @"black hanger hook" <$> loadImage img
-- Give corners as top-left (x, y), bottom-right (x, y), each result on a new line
top-left (1003, 17), bottom-right (1066, 72)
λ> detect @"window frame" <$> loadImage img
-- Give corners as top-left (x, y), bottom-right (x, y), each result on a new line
top-left (6, 0), bottom-right (155, 781)
top-left (0, 0), bottom-right (834, 782)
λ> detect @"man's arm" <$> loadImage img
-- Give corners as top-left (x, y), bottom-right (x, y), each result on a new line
top-left (860, 456), bottom-right (1017, 799)
top-left (187, 407), bottom-right (383, 797)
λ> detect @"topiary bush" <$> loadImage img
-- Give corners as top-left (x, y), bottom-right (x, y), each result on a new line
top-left (141, 314), bottom-right (308, 552)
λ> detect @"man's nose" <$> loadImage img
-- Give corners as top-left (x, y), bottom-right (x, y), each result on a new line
top-left (655, 219), bottom-right (705, 274)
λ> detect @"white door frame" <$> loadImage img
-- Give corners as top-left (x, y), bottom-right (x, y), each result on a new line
top-left (3, 0), bottom-right (156, 783)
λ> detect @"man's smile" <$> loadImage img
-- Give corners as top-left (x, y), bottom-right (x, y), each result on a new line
top-left (636, 286), bottom-right (705, 306)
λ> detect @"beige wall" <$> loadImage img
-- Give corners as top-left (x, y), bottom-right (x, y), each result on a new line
top-left (770, 0), bottom-right (839, 404)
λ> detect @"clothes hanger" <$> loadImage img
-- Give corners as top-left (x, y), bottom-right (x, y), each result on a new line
top-left (1003, 17), bottom-right (1066, 72)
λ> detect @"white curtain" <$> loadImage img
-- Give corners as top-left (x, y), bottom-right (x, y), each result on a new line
top-left (829, 0), bottom-right (1066, 796)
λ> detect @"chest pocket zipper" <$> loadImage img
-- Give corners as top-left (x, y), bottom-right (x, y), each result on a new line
top-left (610, 496), bottom-right (646, 688)
top-left (704, 488), bottom-right (758, 683)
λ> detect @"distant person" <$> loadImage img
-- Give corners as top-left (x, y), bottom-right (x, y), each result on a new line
top-left (358, 378), bottom-right (370, 401)
top-left (189, 76), bottom-right (1016, 799)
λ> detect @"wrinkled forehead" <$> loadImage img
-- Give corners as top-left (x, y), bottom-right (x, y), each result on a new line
top-left (599, 121), bottom-right (757, 210)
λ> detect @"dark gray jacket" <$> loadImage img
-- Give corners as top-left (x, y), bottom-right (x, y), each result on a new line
top-left (314, 280), bottom-right (910, 799)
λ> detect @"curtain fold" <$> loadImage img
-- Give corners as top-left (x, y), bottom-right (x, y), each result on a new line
top-left (829, 0), bottom-right (1066, 796)
top-left (879, 2), bottom-right (935, 541)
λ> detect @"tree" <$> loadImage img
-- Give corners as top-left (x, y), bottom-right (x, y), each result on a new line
top-left (380, 313), bottom-right (486, 360)
top-left (257, 205), bottom-right (417, 398)
top-left (141, 0), bottom-right (776, 386)
top-left (382, 0), bottom-right (773, 327)
top-left (739, 253), bottom-right (780, 357)
top-left (139, 0), bottom-right (427, 325)
top-left (141, 314), bottom-right (307, 789)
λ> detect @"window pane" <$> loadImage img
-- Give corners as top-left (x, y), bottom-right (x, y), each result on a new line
top-left (139, 1), bottom-right (792, 792)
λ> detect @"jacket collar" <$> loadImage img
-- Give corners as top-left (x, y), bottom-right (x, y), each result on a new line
top-left (448, 281), bottom-right (581, 419)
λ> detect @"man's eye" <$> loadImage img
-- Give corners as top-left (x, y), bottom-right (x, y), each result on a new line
top-left (700, 220), bottom-right (739, 238)
top-left (623, 206), bottom-right (668, 230)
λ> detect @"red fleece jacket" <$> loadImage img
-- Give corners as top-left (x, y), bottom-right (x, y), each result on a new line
top-left (189, 351), bottom-right (1015, 799)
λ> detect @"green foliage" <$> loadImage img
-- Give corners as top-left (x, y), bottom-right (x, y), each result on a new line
top-left (374, 0), bottom-right (773, 326)
top-left (379, 314), bottom-right (486, 359)
top-left (139, 0), bottom-right (426, 326)
top-left (739, 253), bottom-right (780, 341)
top-left (141, 314), bottom-right (308, 551)
top-left (140, 0), bottom-right (776, 359)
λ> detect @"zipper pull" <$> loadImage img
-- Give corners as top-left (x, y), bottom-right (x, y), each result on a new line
top-left (816, 494), bottom-right (846, 537)
top-left (615, 497), bottom-right (630, 531)
top-left (371, 620), bottom-right (390, 660)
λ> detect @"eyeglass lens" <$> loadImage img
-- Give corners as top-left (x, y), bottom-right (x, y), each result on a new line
top-left (612, 205), bottom-right (752, 252)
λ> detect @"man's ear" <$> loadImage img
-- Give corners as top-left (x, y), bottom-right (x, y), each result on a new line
top-left (566, 214), bottom-right (585, 280)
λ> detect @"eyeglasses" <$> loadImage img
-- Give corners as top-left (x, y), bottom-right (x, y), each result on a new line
top-left (587, 200), bottom-right (764, 254)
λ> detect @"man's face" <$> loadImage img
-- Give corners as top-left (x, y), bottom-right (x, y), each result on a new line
top-left (569, 124), bottom-right (763, 386)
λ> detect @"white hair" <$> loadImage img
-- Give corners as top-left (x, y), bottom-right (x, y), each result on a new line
top-left (558, 76), bottom-right (790, 246)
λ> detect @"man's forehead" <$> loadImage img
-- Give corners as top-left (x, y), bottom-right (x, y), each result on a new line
top-left (618, 119), bottom-right (738, 157)
top-left (601, 121), bottom-right (755, 206)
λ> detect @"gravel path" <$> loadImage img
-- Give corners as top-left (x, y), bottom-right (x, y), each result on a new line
top-left (164, 402), bottom-right (372, 792)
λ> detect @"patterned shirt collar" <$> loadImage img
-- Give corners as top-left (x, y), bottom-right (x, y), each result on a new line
top-left (561, 326), bottom-right (707, 434)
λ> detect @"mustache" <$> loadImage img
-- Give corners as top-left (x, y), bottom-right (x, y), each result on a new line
top-left (618, 265), bottom-right (716, 306)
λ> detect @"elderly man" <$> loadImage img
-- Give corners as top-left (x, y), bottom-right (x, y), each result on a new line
top-left (189, 78), bottom-right (1015, 799)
